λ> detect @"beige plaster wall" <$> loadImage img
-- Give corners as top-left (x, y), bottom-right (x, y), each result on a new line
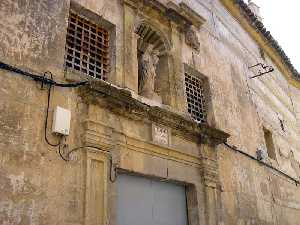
top-left (180, 0), bottom-right (300, 224)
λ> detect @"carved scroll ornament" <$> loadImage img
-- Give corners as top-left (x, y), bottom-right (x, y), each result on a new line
top-left (185, 26), bottom-right (200, 51)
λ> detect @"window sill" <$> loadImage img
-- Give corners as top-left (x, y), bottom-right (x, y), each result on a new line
top-left (64, 67), bottom-right (93, 83)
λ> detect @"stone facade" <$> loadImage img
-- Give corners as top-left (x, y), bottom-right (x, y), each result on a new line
top-left (0, 1), bottom-right (299, 225)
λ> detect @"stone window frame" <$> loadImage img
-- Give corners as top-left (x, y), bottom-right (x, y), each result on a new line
top-left (64, 1), bottom-right (116, 83)
top-left (184, 64), bottom-right (213, 125)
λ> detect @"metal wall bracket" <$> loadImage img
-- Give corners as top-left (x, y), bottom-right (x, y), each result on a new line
top-left (249, 63), bottom-right (274, 79)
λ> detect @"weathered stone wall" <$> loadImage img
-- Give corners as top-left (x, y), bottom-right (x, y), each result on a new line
top-left (183, 0), bottom-right (300, 224)
top-left (0, 0), bottom-right (299, 225)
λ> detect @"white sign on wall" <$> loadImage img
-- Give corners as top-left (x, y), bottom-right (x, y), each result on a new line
top-left (152, 124), bottom-right (170, 146)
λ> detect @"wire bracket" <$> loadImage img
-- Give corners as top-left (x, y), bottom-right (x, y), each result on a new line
top-left (249, 63), bottom-right (274, 79)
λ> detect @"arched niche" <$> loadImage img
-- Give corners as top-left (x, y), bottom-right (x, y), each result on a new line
top-left (135, 22), bottom-right (172, 105)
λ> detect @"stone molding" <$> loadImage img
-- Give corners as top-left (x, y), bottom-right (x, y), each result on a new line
top-left (167, 2), bottom-right (206, 29)
top-left (84, 120), bottom-right (114, 150)
top-left (201, 160), bottom-right (219, 188)
top-left (83, 116), bottom-right (204, 168)
top-left (199, 145), bottom-right (220, 187)
top-left (120, 0), bottom-right (206, 30)
top-left (79, 80), bottom-right (229, 146)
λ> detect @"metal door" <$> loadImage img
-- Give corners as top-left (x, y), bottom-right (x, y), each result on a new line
top-left (117, 174), bottom-right (188, 225)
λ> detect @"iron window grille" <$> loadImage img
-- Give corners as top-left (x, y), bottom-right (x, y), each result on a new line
top-left (185, 73), bottom-right (206, 123)
top-left (65, 11), bottom-right (109, 80)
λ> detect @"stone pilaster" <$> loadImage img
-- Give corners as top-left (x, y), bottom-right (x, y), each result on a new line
top-left (170, 22), bottom-right (189, 113)
top-left (84, 150), bottom-right (109, 225)
top-left (122, 0), bottom-right (139, 92)
top-left (201, 145), bottom-right (220, 225)
top-left (83, 104), bottom-right (114, 225)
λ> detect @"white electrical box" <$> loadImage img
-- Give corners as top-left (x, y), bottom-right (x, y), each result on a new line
top-left (52, 106), bottom-right (71, 136)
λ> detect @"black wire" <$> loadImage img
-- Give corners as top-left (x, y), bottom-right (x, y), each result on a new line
top-left (44, 85), bottom-right (61, 147)
top-left (3, 61), bottom-right (298, 185)
top-left (0, 61), bottom-right (88, 148)
top-left (66, 145), bottom-right (111, 158)
top-left (58, 143), bottom-right (69, 162)
top-left (223, 142), bottom-right (257, 161)
top-left (0, 62), bottom-right (120, 178)
top-left (0, 61), bottom-right (88, 87)
top-left (223, 142), bottom-right (300, 186)
top-left (6, 60), bottom-right (296, 185)
top-left (65, 145), bottom-right (118, 182)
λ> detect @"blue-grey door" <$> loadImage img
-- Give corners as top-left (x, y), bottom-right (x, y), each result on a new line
top-left (117, 174), bottom-right (188, 225)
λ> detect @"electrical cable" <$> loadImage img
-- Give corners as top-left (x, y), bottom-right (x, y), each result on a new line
top-left (1, 61), bottom-right (298, 185)
top-left (58, 141), bottom-right (69, 162)
top-left (44, 84), bottom-right (61, 147)
top-left (66, 145), bottom-right (111, 158)
top-left (0, 61), bottom-right (88, 87)
top-left (0, 62), bottom-right (118, 177)
top-left (0, 61), bottom-right (91, 150)
top-left (223, 142), bottom-right (300, 186)
top-left (64, 145), bottom-right (118, 182)
top-left (0, 61), bottom-right (98, 161)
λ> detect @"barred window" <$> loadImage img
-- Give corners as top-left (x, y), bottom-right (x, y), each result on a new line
top-left (185, 73), bottom-right (206, 123)
top-left (65, 11), bottom-right (109, 80)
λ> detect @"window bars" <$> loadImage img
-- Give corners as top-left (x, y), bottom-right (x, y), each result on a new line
top-left (65, 11), bottom-right (109, 80)
top-left (185, 73), bottom-right (206, 123)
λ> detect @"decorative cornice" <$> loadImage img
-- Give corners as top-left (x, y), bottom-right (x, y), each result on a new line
top-left (121, 0), bottom-right (206, 30)
top-left (78, 80), bottom-right (229, 146)
top-left (220, 0), bottom-right (300, 89)
top-left (167, 2), bottom-right (206, 29)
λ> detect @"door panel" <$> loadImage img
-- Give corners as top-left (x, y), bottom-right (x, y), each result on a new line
top-left (117, 174), bottom-right (188, 225)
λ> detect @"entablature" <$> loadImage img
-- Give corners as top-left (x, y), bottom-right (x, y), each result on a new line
top-left (79, 80), bottom-right (229, 146)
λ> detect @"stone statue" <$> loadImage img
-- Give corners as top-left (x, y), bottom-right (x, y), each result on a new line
top-left (139, 44), bottom-right (160, 100)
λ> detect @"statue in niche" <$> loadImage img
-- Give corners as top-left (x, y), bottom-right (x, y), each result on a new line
top-left (139, 44), bottom-right (161, 101)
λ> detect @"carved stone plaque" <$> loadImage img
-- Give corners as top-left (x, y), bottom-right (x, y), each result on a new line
top-left (152, 124), bottom-right (170, 146)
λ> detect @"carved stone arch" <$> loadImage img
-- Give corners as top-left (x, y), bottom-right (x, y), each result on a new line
top-left (134, 20), bottom-right (172, 105)
top-left (134, 20), bottom-right (171, 56)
